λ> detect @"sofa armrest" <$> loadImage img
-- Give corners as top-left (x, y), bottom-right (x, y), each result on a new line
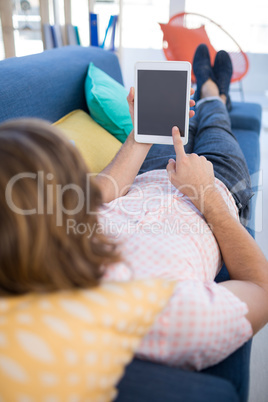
top-left (116, 358), bottom-right (239, 402)
top-left (230, 102), bottom-right (262, 134)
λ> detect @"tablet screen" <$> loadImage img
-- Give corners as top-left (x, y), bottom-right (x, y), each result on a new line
top-left (137, 70), bottom-right (187, 137)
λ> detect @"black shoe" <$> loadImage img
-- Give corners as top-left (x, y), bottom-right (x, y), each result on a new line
top-left (213, 50), bottom-right (233, 111)
top-left (193, 44), bottom-right (216, 102)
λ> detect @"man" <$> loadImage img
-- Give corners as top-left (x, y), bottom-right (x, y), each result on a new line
top-left (95, 45), bottom-right (268, 369)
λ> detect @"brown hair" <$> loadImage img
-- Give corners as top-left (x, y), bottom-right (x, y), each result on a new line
top-left (0, 119), bottom-right (120, 295)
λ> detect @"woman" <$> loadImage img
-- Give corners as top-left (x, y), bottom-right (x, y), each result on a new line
top-left (0, 119), bottom-right (120, 294)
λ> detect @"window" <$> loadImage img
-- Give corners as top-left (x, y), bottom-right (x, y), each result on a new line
top-left (13, 0), bottom-right (43, 57)
top-left (71, 0), bottom-right (90, 46)
top-left (93, 0), bottom-right (170, 49)
top-left (185, 0), bottom-right (268, 53)
top-left (121, 0), bottom-right (170, 48)
top-left (0, 17), bottom-right (4, 60)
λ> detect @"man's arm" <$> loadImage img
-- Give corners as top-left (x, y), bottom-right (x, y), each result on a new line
top-left (167, 126), bottom-right (268, 335)
top-left (95, 87), bottom-right (152, 203)
top-left (95, 130), bottom-right (152, 203)
top-left (96, 87), bottom-right (196, 203)
top-left (202, 190), bottom-right (268, 334)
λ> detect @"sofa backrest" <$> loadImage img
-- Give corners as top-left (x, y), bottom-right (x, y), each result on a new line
top-left (0, 46), bottom-right (124, 124)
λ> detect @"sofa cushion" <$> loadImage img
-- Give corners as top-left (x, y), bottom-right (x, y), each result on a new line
top-left (85, 63), bottom-right (133, 143)
top-left (232, 128), bottom-right (260, 176)
top-left (0, 279), bottom-right (175, 401)
top-left (54, 110), bottom-right (122, 173)
top-left (232, 128), bottom-right (261, 235)
top-left (230, 102), bottom-right (262, 133)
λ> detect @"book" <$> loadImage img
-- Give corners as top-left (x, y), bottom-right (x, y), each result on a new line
top-left (67, 24), bottom-right (79, 45)
top-left (43, 23), bottom-right (54, 50)
top-left (101, 15), bottom-right (118, 51)
top-left (74, 26), bottom-right (81, 45)
top-left (90, 13), bottom-right (99, 47)
top-left (51, 24), bottom-right (63, 48)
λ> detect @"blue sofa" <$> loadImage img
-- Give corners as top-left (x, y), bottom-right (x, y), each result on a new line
top-left (0, 46), bottom-right (261, 402)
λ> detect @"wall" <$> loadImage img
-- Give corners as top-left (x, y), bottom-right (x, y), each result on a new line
top-left (243, 53), bottom-right (268, 95)
top-left (121, 48), bottom-right (165, 90)
top-left (169, 0), bottom-right (185, 16)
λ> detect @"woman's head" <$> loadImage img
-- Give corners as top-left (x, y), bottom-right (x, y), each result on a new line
top-left (0, 119), bottom-right (119, 295)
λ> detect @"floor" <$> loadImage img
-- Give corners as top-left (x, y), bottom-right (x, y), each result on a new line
top-left (245, 94), bottom-right (268, 402)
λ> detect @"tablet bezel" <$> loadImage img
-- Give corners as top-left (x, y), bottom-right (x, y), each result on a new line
top-left (134, 61), bottom-right (191, 145)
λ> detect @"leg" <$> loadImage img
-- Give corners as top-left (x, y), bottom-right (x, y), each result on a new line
top-left (193, 83), bottom-right (252, 224)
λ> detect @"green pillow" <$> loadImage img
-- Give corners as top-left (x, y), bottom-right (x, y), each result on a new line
top-left (84, 63), bottom-right (133, 143)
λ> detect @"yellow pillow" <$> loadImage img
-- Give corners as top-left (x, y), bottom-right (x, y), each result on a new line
top-left (54, 110), bottom-right (122, 173)
top-left (0, 279), bottom-right (175, 401)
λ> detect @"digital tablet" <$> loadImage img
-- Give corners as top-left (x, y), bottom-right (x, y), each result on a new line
top-left (134, 61), bottom-right (191, 145)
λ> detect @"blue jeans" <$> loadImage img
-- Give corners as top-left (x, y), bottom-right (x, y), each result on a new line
top-left (139, 99), bottom-right (253, 224)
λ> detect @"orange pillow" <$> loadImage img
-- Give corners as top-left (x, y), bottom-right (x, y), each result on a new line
top-left (159, 24), bottom-right (217, 81)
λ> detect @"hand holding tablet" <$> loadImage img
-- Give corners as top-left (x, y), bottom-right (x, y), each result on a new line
top-left (134, 61), bottom-right (193, 145)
